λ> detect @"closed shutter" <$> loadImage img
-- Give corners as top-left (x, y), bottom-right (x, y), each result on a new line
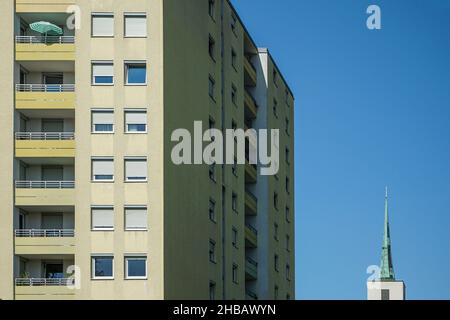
top-left (92, 208), bottom-right (113, 229)
top-left (92, 14), bottom-right (114, 36)
top-left (125, 207), bottom-right (147, 230)
top-left (125, 15), bottom-right (146, 37)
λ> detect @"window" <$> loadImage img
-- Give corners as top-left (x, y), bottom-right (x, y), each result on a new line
top-left (91, 206), bottom-right (114, 230)
top-left (231, 13), bottom-right (237, 34)
top-left (273, 99), bottom-right (278, 118)
top-left (125, 157), bottom-right (148, 182)
top-left (286, 177), bottom-right (290, 194)
top-left (232, 192), bottom-right (238, 212)
top-left (232, 264), bottom-right (238, 284)
top-left (125, 61), bottom-right (147, 85)
top-left (92, 158), bottom-right (114, 181)
top-left (231, 85), bottom-right (237, 105)
top-left (286, 234), bottom-right (290, 252)
top-left (209, 198), bottom-right (216, 222)
top-left (125, 206), bottom-right (147, 231)
top-left (232, 157), bottom-right (237, 176)
top-left (92, 13), bottom-right (114, 37)
top-left (209, 163), bottom-right (216, 182)
top-left (92, 61), bottom-right (114, 85)
top-left (381, 289), bottom-right (390, 300)
top-left (232, 227), bottom-right (238, 248)
top-left (274, 254), bottom-right (279, 271)
top-left (92, 109), bottom-right (114, 133)
top-left (209, 281), bottom-right (216, 300)
top-left (125, 256), bottom-right (147, 279)
top-left (209, 240), bottom-right (216, 263)
top-left (274, 285), bottom-right (279, 300)
top-left (274, 223), bottom-right (279, 241)
top-left (285, 117), bottom-right (290, 135)
top-left (273, 69), bottom-right (278, 87)
top-left (231, 48), bottom-right (237, 69)
top-left (92, 256), bottom-right (114, 279)
top-left (208, 0), bottom-right (215, 20)
top-left (286, 264), bottom-right (291, 281)
top-left (125, 109), bottom-right (147, 133)
top-left (209, 36), bottom-right (215, 61)
top-left (124, 13), bottom-right (147, 37)
top-left (285, 147), bottom-right (290, 164)
top-left (209, 76), bottom-right (215, 100)
top-left (286, 206), bottom-right (290, 223)
top-left (274, 192), bottom-right (279, 210)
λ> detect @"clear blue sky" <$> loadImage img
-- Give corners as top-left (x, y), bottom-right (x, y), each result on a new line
top-left (234, 0), bottom-right (450, 300)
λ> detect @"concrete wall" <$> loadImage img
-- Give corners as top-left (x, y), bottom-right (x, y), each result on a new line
top-left (367, 281), bottom-right (405, 300)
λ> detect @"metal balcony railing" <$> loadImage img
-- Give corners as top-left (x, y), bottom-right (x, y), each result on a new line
top-left (16, 84), bottom-right (75, 92)
top-left (15, 278), bottom-right (75, 286)
top-left (246, 290), bottom-right (258, 300)
top-left (16, 35), bottom-right (75, 44)
top-left (15, 132), bottom-right (75, 141)
top-left (245, 189), bottom-right (258, 204)
top-left (246, 257), bottom-right (258, 268)
top-left (15, 181), bottom-right (75, 189)
top-left (245, 223), bottom-right (258, 235)
top-left (15, 229), bottom-right (75, 237)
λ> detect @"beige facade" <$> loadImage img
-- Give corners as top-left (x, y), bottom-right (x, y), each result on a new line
top-left (0, 0), bottom-right (295, 300)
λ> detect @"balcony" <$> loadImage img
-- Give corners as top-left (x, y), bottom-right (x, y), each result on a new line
top-left (16, 0), bottom-right (76, 13)
top-left (16, 36), bottom-right (75, 61)
top-left (15, 132), bottom-right (75, 158)
top-left (16, 84), bottom-right (76, 110)
top-left (246, 290), bottom-right (258, 300)
top-left (245, 189), bottom-right (258, 216)
top-left (245, 224), bottom-right (258, 248)
top-left (15, 181), bottom-right (75, 207)
top-left (15, 229), bottom-right (75, 255)
top-left (244, 90), bottom-right (258, 119)
top-left (245, 257), bottom-right (258, 280)
top-left (244, 56), bottom-right (257, 87)
top-left (15, 278), bottom-right (75, 300)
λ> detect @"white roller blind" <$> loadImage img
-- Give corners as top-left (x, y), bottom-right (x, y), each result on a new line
top-left (125, 159), bottom-right (147, 180)
top-left (125, 15), bottom-right (147, 37)
top-left (125, 207), bottom-right (147, 229)
top-left (92, 111), bottom-right (113, 125)
top-left (92, 15), bottom-right (114, 36)
top-left (125, 111), bottom-right (146, 125)
top-left (92, 159), bottom-right (114, 176)
top-left (92, 208), bottom-right (113, 229)
top-left (93, 63), bottom-right (113, 77)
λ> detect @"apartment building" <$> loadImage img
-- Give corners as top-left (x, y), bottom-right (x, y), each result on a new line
top-left (0, 0), bottom-right (295, 300)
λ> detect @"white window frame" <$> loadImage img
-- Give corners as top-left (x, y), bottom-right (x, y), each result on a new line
top-left (124, 157), bottom-right (148, 182)
top-left (91, 13), bottom-right (114, 37)
top-left (124, 109), bottom-right (147, 133)
top-left (125, 206), bottom-right (148, 231)
top-left (124, 60), bottom-right (147, 86)
top-left (91, 206), bottom-right (114, 231)
top-left (125, 255), bottom-right (147, 280)
top-left (91, 108), bottom-right (114, 133)
top-left (92, 157), bottom-right (114, 182)
top-left (92, 61), bottom-right (114, 85)
top-left (91, 255), bottom-right (114, 280)
top-left (124, 13), bottom-right (147, 38)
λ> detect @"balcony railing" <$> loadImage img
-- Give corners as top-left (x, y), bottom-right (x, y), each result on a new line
top-left (15, 278), bottom-right (75, 287)
top-left (15, 229), bottom-right (75, 237)
top-left (15, 181), bottom-right (75, 189)
top-left (16, 35), bottom-right (75, 44)
top-left (245, 89), bottom-right (258, 109)
top-left (16, 84), bottom-right (75, 92)
top-left (245, 56), bottom-right (257, 74)
top-left (246, 257), bottom-right (258, 268)
top-left (246, 290), bottom-right (258, 300)
top-left (245, 223), bottom-right (258, 235)
top-left (245, 189), bottom-right (258, 203)
top-left (15, 132), bottom-right (75, 141)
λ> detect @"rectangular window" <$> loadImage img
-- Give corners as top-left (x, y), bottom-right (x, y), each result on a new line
top-left (209, 240), bottom-right (216, 263)
top-left (124, 13), bottom-right (147, 37)
top-left (92, 61), bottom-right (114, 85)
top-left (232, 264), bottom-right (238, 284)
top-left (232, 193), bottom-right (238, 213)
top-left (274, 254), bottom-right (279, 272)
top-left (273, 69), bottom-right (278, 87)
top-left (274, 223), bottom-right (279, 241)
top-left (274, 192), bottom-right (279, 210)
top-left (232, 227), bottom-right (238, 248)
top-left (231, 85), bottom-right (237, 105)
top-left (231, 48), bottom-right (237, 69)
top-left (92, 13), bottom-right (114, 37)
top-left (92, 256), bottom-right (114, 279)
top-left (208, 0), bottom-right (215, 20)
top-left (381, 289), bottom-right (390, 300)
top-left (92, 158), bottom-right (114, 181)
top-left (125, 157), bottom-right (148, 182)
top-left (209, 36), bottom-right (215, 61)
top-left (209, 198), bottom-right (216, 222)
top-left (286, 147), bottom-right (290, 164)
top-left (92, 109), bottom-right (114, 133)
top-left (91, 206), bottom-right (114, 230)
top-left (285, 117), bottom-right (290, 135)
top-left (286, 177), bottom-right (290, 194)
top-left (209, 76), bottom-right (215, 101)
top-left (125, 206), bottom-right (147, 231)
top-left (286, 264), bottom-right (291, 281)
top-left (125, 61), bottom-right (147, 85)
top-left (286, 234), bottom-right (290, 251)
top-left (286, 206), bottom-right (290, 223)
top-left (125, 256), bottom-right (147, 279)
top-left (125, 109), bottom-right (147, 133)
top-left (209, 281), bottom-right (216, 300)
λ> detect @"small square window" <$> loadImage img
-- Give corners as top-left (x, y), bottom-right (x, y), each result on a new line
top-left (92, 13), bottom-right (114, 37)
top-left (92, 109), bottom-right (114, 133)
top-left (92, 256), bottom-right (114, 279)
top-left (124, 13), bottom-right (147, 37)
top-left (91, 206), bottom-right (114, 230)
top-left (125, 256), bottom-right (147, 279)
top-left (125, 109), bottom-right (147, 133)
top-left (125, 61), bottom-right (147, 85)
top-left (92, 61), bottom-right (114, 85)
top-left (92, 158), bottom-right (114, 181)
top-left (125, 157), bottom-right (148, 182)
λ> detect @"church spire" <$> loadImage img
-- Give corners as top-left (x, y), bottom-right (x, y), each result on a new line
top-left (380, 187), bottom-right (395, 280)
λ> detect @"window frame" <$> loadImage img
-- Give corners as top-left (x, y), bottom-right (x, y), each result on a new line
top-left (91, 157), bottom-right (114, 182)
top-left (91, 108), bottom-right (114, 134)
top-left (124, 61), bottom-right (147, 86)
top-left (91, 206), bottom-right (114, 231)
top-left (124, 108), bottom-right (148, 134)
top-left (124, 206), bottom-right (148, 231)
top-left (124, 13), bottom-right (147, 38)
top-left (92, 61), bottom-right (114, 86)
top-left (91, 255), bottom-right (114, 280)
top-left (91, 13), bottom-right (114, 38)
top-left (124, 255), bottom-right (148, 280)
top-left (124, 157), bottom-right (148, 182)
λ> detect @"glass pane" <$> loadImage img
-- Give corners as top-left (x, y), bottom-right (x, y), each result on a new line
top-left (127, 65), bottom-right (146, 84)
top-left (94, 257), bottom-right (113, 277)
top-left (94, 76), bottom-right (113, 84)
top-left (127, 259), bottom-right (146, 277)
top-left (94, 124), bottom-right (113, 132)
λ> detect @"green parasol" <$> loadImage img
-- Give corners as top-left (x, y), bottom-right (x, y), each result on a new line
top-left (29, 21), bottom-right (63, 36)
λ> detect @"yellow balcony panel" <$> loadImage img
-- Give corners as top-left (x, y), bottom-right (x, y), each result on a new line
top-left (16, 0), bottom-right (76, 13)
top-left (245, 90), bottom-right (258, 119)
top-left (15, 230), bottom-right (75, 255)
top-left (245, 224), bottom-right (258, 248)
top-left (15, 182), bottom-right (75, 206)
top-left (15, 279), bottom-right (75, 300)
top-left (245, 161), bottom-right (257, 184)
top-left (15, 133), bottom-right (75, 158)
top-left (16, 43), bottom-right (75, 61)
top-left (16, 92), bottom-right (75, 110)
top-left (245, 258), bottom-right (258, 280)
top-left (245, 190), bottom-right (258, 216)
top-left (244, 57), bottom-right (257, 87)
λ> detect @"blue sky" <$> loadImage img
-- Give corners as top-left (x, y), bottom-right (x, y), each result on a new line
top-left (234, 0), bottom-right (450, 300)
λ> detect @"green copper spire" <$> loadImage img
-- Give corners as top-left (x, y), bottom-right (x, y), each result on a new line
top-left (380, 187), bottom-right (395, 280)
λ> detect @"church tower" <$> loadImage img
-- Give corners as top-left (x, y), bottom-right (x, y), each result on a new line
top-left (367, 188), bottom-right (406, 300)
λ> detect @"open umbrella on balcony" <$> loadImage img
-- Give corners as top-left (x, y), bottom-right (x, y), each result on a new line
top-left (29, 21), bottom-right (63, 36)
